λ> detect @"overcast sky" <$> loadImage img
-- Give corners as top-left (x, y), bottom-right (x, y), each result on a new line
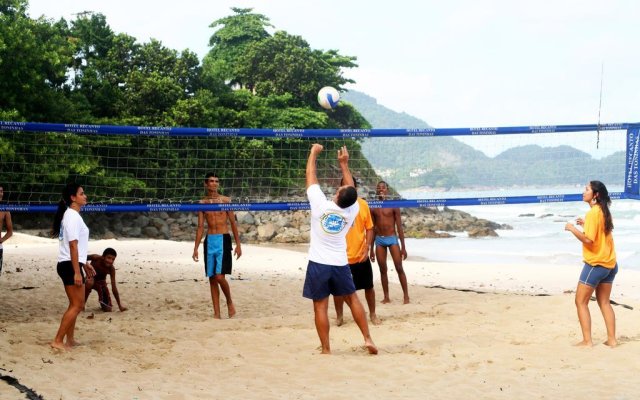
top-left (26, 0), bottom-right (639, 156)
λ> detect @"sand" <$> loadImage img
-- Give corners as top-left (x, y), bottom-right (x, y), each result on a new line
top-left (1, 232), bottom-right (640, 400)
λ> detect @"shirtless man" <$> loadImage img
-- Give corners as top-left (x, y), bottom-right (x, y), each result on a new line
top-left (370, 181), bottom-right (410, 304)
top-left (0, 185), bottom-right (14, 276)
top-left (192, 173), bottom-right (242, 319)
top-left (85, 248), bottom-right (127, 312)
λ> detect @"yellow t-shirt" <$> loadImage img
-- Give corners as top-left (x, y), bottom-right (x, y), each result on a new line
top-left (582, 205), bottom-right (616, 268)
top-left (346, 198), bottom-right (374, 264)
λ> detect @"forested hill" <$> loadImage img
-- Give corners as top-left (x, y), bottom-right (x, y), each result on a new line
top-left (343, 90), bottom-right (625, 190)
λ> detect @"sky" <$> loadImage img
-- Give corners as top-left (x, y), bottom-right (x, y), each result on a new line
top-left (26, 0), bottom-right (639, 156)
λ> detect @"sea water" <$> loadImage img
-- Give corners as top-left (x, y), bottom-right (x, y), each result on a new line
top-left (401, 189), bottom-right (640, 270)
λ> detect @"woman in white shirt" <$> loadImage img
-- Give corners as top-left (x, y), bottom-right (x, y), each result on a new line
top-left (50, 183), bottom-right (94, 351)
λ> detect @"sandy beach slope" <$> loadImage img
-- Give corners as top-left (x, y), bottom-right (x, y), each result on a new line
top-left (1, 232), bottom-right (640, 399)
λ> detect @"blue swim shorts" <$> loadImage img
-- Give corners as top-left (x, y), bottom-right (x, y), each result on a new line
top-left (303, 260), bottom-right (356, 300)
top-left (375, 235), bottom-right (398, 247)
top-left (579, 263), bottom-right (618, 288)
top-left (203, 233), bottom-right (232, 277)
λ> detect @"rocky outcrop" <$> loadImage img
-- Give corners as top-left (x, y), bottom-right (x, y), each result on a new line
top-left (13, 206), bottom-right (511, 243)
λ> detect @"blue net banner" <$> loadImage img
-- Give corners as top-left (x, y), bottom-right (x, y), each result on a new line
top-left (1, 120), bottom-right (639, 138)
top-left (0, 192), bottom-right (628, 213)
top-left (626, 128), bottom-right (640, 195)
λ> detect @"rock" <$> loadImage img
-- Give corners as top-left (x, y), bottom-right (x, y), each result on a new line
top-left (467, 227), bottom-right (498, 237)
top-left (257, 223), bottom-right (276, 240)
top-left (11, 199), bottom-right (509, 243)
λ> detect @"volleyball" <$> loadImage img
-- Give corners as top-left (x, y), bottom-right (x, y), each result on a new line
top-left (317, 86), bottom-right (340, 110)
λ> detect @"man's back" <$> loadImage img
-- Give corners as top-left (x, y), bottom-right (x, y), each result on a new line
top-left (307, 184), bottom-right (359, 266)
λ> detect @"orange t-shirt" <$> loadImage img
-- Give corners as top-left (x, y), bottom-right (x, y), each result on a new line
top-left (346, 198), bottom-right (374, 264)
top-left (582, 205), bottom-right (616, 268)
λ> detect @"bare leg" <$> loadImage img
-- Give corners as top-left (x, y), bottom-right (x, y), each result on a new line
top-left (595, 283), bottom-right (617, 347)
top-left (364, 288), bottom-right (381, 325)
top-left (312, 297), bottom-right (331, 354)
top-left (343, 293), bottom-right (378, 354)
top-left (209, 277), bottom-right (221, 319)
top-left (333, 295), bottom-right (345, 326)
top-left (376, 245), bottom-right (390, 303)
top-left (574, 283), bottom-right (595, 347)
top-left (215, 274), bottom-right (235, 318)
top-left (84, 279), bottom-right (94, 302)
top-left (51, 284), bottom-right (85, 350)
top-left (389, 245), bottom-right (410, 304)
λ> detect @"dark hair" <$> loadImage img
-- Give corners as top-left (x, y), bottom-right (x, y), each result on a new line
top-left (336, 186), bottom-right (358, 209)
top-left (103, 247), bottom-right (117, 257)
top-left (590, 180), bottom-right (614, 234)
top-left (51, 183), bottom-right (83, 238)
top-left (204, 172), bottom-right (218, 181)
top-left (377, 180), bottom-right (388, 187)
top-left (339, 176), bottom-right (358, 188)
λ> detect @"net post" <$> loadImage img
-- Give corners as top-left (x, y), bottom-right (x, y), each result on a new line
top-left (624, 128), bottom-right (640, 199)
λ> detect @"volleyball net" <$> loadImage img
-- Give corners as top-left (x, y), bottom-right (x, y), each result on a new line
top-left (0, 121), bottom-right (639, 212)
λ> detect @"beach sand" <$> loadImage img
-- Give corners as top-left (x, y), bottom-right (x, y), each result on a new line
top-left (1, 232), bottom-right (640, 399)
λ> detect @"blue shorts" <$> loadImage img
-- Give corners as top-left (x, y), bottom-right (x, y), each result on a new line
top-left (303, 260), bottom-right (356, 300)
top-left (203, 233), bottom-right (232, 277)
top-left (375, 235), bottom-right (398, 247)
top-left (579, 263), bottom-right (618, 288)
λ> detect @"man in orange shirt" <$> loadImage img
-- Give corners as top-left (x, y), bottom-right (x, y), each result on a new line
top-left (334, 178), bottom-right (381, 326)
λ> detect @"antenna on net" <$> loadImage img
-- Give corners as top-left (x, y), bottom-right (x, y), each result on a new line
top-left (596, 62), bottom-right (604, 149)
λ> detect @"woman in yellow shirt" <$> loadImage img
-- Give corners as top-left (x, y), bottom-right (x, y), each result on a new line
top-left (565, 180), bottom-right (617, 347)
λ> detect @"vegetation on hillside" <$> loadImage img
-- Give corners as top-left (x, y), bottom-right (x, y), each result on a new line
top-left (344, 91), bottom-right (626, 190)
top-left (0, 3), bottom-right (374, 202)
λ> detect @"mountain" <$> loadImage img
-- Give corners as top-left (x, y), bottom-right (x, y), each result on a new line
top-left (343, 90), bottom-right (625, 190)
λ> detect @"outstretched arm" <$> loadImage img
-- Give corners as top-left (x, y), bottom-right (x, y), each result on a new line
top-left (110, 268), bottom-right (127, 311)
top-left (306, 143), bottom-right (323, 189)
top-left (337, 146), bottom-right (354, 187)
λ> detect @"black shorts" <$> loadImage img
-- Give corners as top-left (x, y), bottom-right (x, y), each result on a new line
top-left (349, 259), bottom-right (374, 291)
top-left (57, 261), bottom-right (86, 286)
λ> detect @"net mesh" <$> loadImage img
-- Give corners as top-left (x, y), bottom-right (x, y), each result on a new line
top-left (0, 122), bottom-right (637, 210)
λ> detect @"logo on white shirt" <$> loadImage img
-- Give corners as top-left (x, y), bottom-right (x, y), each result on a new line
top-left (320, 212), bottom-right (347, 234)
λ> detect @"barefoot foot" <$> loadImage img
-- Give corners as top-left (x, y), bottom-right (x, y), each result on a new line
top-left (336, 315), bottom-right (344, 327)
top-left (364, 339), bottom-right (378, 355)
top-left (50, 341), bottom-right (67, 351)
top-left (370, 314), bottom-right (382, 325)
top-left (228, 303), bottom-right (236, 318)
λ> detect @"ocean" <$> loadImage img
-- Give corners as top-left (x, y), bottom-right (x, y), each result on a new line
top-left (401, 188), bottom-right (640, 270)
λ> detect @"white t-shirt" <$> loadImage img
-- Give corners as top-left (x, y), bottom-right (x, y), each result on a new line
top-left (306, 184), bottom-right (359, 266)
top-left (58, 208), bottom-right (89, 263)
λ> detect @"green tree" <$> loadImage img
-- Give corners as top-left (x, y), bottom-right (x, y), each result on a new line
top-left (202, 7), bottom-right (272, 89)
top-left (0, 0), bottom-right (77, 121)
